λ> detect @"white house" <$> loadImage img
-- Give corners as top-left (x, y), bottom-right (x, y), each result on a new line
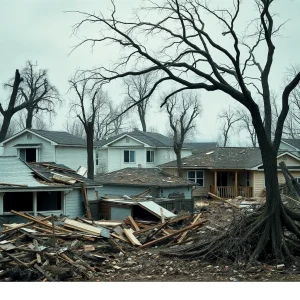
top-left (94, 131), bottom-right (196, 173)
top-left (0, 129), bottom-right (90, 172)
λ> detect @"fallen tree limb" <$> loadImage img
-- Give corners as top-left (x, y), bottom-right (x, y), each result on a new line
top-left (208, 192), bottom-right (240, 209)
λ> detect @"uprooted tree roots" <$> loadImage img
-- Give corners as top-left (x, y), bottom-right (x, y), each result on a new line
top-left (161, 203), bottom-right (300, 264)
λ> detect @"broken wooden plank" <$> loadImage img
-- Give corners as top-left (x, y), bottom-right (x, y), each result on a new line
top-left (144, 221), bottom-right (170, 243)
top-left (127, 216), bottom-right (140, 231)
top-left (52, 174), bottom-right (76, 185)
top-left (11, 211), bottom-right (72, 233)
top-left (177, 214), bottom-right (201, 244)
top-left (34, 263), bottom-right (56, 282)
top-left (140, 219), bottom-right (208, 249)
top-left (64, 218), bottom-right (102, 236)
top-left (81, 184), bottom-right (92, 219)
top-left (123, 228), bottom-right (142, 246)
top-left (160, 207), bottom-right (165, 223)
top-left (111, 233), bottom-right (130, 243)
top-left (208, 192), bottom-right (240, 209)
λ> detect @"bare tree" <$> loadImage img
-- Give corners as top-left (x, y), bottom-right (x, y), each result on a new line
top-left (18, 61), bottom-right (60, 129)
top-left (237, 109), bottom-right (258, 147)
top-left (217, 106), bottom-right (242, 147)
top-left (69, 71), bottom-right (109, 180)
top-left (64, 119), bottom-right (86, 139)
top-left (72, 0), bottom-right (300, 261)
top-left (0, 70), bottom-right (23, 142)
top-left (123, 73), bottom-right (157, 131)
top-left (165, 91), bottom-right (201, 177)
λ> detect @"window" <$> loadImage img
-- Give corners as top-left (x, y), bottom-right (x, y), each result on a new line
top-left (19, 148), bottom-right (37, 162)
top-left (124, 150), bottom-right (135, 163)
top-left (146, 150), bottom-right (155, 163)
top-left (96, 153), bottom-right (99, 166)
top-left (188, 170), bottom-right (204, 186)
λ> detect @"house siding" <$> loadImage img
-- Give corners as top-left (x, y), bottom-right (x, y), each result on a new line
top-left (96, 185), bottom-right (192, 199)
top-left (56, 146), bottom-right (87, 170)
top-left (64, 189), bottom-right (85, 218)
top-left (3, 132), bottom-right (55, 161)
top-left (97, 148), bottom-right (108, 173)
top-left (109, 136), bottom-right (144, 147)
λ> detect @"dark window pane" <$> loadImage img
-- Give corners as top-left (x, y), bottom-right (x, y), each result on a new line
top-left (124, 151), bottom-right (129, 162)
top-left (130, 151), bottom-right (135, 162)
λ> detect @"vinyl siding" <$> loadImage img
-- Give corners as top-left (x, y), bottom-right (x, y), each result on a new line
top-left (97, 149), bottom-right (108, 173)
top-left (65, 189), bottom-right (85, 218)
top-left (96, 185), bottom-right (192, 199)
top-left (277, 154), bottom-right (300, 166)
top-left (3, 132), bottom-right (55, 161)
top-left (56, 146), bottom-right (87, 170)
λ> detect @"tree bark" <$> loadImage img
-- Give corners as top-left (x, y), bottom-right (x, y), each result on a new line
top-left (0, 69), bottom-right (22, 142)
top-left (86, 121), bottom-right (94, 180)
top-left (174, 147), bottom-right (183, 177)
top-left (0, 113), bottom-right (13, 142)
top-left (138, 106), bottom-right (147, 131)
top-left (26, 107), bottom-right (34, 129)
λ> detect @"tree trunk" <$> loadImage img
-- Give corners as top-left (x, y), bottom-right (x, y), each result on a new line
top-left (174, 147), bottom-right (183, 177)
top-left (138, 106), bottom-right (147, 132)
top-left (26, 108), bottom-right (34, 129)
top-left (250, 145), bottom-right (286, 261)
top-left (0, 112), bottom-right (13, 142)
top-left (86, 122), bottom-right (94, 180)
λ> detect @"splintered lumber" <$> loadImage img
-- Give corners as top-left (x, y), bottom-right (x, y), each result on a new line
top-left (123, 228), bottom-right (142, 246)
top-left (81, 184), bottom-right (92, 219)
top-left (127, 216), bottom-right (140, 231)
top-left (177, 214), bottom-right (201, 244)
top-left (10, 211), bottom-right (72, 233)
top-left (160, 207), bottom-right (165, 223)
top-left (111, 233), bottom-right (130, 243)
top-left (34, 264), bottom-right (55, 282)
top-left (140, 219), bottom-right (208, 249)
top-left (64, 219), bottom-right (101, 236)
top-left (208, 192), bottom-right (240, 209)
top-left (144, 221), bottom-right (170, 243)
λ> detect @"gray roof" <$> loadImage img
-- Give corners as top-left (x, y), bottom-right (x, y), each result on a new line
top-left (282, 139), bottom-right (300, 150)
top-left (0, 157), bottom-right (47, 188)
top-left (29, 129), bottom-right (87, 146)
top-left (185, 142), bottom-right (217, 154)
top-left (159, 147), bottom-right (263, 170)
top-left (95, 167), bottom-right (196, 187)
top-left (95, 131), bottom-right (190, 148)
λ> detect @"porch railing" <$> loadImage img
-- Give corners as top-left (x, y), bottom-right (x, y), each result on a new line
top-left (210, 186), bottom-right (253, 199)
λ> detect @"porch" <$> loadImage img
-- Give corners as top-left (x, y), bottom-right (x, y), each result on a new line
top-left (209, 170), bottom-right (253, 199)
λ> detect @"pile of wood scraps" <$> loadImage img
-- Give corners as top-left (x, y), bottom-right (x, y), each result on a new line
top-left (0, 210), bottom-right (207, 281)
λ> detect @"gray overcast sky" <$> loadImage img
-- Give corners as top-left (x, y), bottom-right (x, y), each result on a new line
top-left (0, 0), bottom-right (300, 144)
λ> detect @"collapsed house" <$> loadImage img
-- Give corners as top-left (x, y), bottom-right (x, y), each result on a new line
top-left (0, 157), bottom-right (101, 225)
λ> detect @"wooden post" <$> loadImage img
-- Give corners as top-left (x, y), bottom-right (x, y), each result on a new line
top-left (234, 171), bottom-right (238, 198)
top-left (214, 170), bottom-right (217, 195)
top-left (81, 183), bottom-right (92, 219)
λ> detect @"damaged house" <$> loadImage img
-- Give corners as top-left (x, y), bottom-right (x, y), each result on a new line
top-left (0, 157), bottom-right (101, 225)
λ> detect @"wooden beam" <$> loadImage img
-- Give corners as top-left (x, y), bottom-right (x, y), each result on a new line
top-left (234, 171), bottom-right (238, 198)
top-left (81, 184), bottom-right (92, 219)
top-left (140, 219), bottom-right (208, 248)
top-left (208, 192), bottom-right (240, 209)
top-left (123, 228), bottom-right (142, 246)
top-left (177, 214), bottom-right (201, 244)
top-left (127, 216), bottom-right (140, 231)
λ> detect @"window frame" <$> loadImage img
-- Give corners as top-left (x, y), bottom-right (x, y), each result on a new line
top-left (146, 150), bottom-right (155, 163)
top-left (124, 150), bottom-right (135, 163)
top-left (187, 170), bottom-right (205, 187)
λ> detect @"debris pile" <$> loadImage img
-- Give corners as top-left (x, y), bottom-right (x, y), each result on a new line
top-left (0, 210), bottom-right (206, 281)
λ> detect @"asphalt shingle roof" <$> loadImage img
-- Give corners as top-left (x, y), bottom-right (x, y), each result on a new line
top-left (0, 157), bottom-right (47, 188)
top-left (30, 129), bottom-right (87, 146)
top-left (95, 167), bottom-right (196, 187)
top-left (282, 139), bottom-right (300, 150)
top-left (159, 147), bottom-right (263, 169)
top-left (94, 131), bottom-right (190, 148)
top-left (185, 142), bottom-right (217, 154)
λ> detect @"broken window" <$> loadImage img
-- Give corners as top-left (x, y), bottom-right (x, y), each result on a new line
top-left (37, 192), bottom-right (62, 211)
top-left (124, 150), bottom-right (135, 163)
top-left (3, 192), bottom-right (33, 212)
top-left (188, 170), bottom-right (204, 186)
top-left (146, 150), bottom-right (155, 163)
